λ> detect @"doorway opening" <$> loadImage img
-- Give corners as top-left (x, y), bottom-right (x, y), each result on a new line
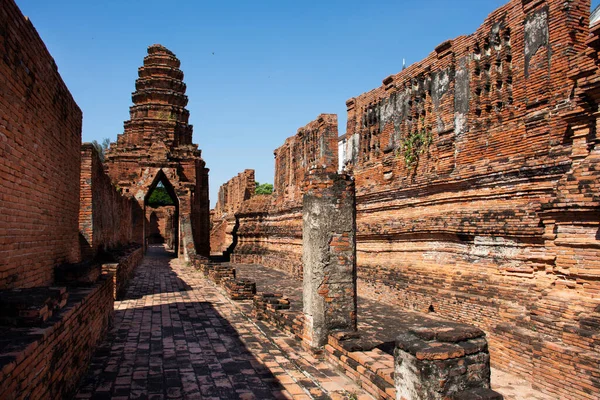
top-left (144, 171), bottom-right (179, 256)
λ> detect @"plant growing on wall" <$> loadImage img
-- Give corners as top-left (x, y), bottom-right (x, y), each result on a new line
top-left (255, 182), bottom-right (273, 195)
top-left (400, 129), bottom-right (432, 167)
top-left (398, 116), bottom-right (432, 168)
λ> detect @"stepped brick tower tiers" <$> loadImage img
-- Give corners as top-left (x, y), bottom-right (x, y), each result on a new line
top-left (105, 44), bottom-right (210, 259)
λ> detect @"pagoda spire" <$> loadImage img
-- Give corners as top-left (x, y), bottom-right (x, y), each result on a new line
top-left (117, 44), bottom-right (194, 150)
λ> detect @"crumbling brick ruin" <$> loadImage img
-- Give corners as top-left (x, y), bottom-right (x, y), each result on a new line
top-left (0, 1), bottom-right (126, 398)
top-left (105, 44), bottom-right (210, 259)
top-left (146, 205), bottom-right (177, 246)
top-left (210, 169), bottom-right (255, 255)
top-left (0, 0), bottom-right (211, 396)
top-left (3, 0), bottom-right (600, 398)
top-left (79, 143), bottom-right (139, 260)
top-left (231, 114), bottom-right (339, 276)
top-left (337, 0), bottom-right (599, 398)
top-left (215, 0), bottom-right (600, 398)
top-left (213, 112), bottom-right (501, 398)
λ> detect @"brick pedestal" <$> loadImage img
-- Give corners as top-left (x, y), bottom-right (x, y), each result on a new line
top-left (395, 325), bottom-right (502, 400)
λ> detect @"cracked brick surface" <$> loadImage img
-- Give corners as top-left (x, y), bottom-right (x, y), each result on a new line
top-left (74, 245), bottom-right (369, 400)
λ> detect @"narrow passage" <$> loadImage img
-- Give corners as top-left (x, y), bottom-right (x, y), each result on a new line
top-left (74, 245), bottom-right (368, 400)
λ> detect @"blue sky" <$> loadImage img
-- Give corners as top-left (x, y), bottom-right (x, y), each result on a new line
top-left (15, 0), bottom-right (600, 206)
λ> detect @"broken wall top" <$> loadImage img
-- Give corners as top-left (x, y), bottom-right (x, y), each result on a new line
top-left (213, 169), bottom-right (256, 218)
top-left (273, 114), bottom-right (339, 209)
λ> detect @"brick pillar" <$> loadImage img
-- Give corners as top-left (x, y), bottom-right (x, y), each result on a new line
top-left (302, 170), bottom-right (357, 348)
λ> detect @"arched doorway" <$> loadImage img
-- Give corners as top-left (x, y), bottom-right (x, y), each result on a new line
top-left (143, 170), bottom-right (180, 256)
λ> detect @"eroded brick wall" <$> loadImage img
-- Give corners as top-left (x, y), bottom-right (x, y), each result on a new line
top-left (231, 0), bottom-right (599, 397)
top-left (339, 0), bottom-right (598, 398)
top-left (210, 169), bottom-right (255, 254)
top-left (80, 144), bottom-right (139, 259)
top-left (232, 115), bottom-right (338, 276)
top-left (213, 169), bottom-right (255, 219)
top-left (0, 0), bottom-right (83, 289)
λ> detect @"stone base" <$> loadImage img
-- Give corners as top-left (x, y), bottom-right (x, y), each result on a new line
top-left (395, 325), bottom-right (502, 400)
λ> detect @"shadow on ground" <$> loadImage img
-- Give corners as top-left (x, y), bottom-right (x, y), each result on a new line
top-left (124, 245), bottom-right (193, 300)
top-left (75, 246), bottom-right (286, 400)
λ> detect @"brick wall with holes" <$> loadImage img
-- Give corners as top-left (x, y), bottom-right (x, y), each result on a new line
top-left (0, 0), bottom-right (83, 289)
top-left (339, 0), bottom-right (599, 398)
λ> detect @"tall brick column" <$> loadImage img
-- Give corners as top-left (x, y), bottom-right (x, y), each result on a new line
top-left (302, 170), bottom-right (357, 348)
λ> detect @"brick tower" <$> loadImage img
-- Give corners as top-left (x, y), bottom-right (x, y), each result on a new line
top-left (105, 44), bottom-right (210, 259)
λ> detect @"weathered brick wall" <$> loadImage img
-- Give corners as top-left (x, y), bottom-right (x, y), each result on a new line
top-left (210, 169), bottom-right (255, 254)
top-left (230, 195), bottom-right (273, 262)
top-left (273, 114), bottom-right (338, 204)
top-left (0, 275), bottom-right (114, 400)
top-left (101, 245), bottom-right (144, 299)
top-left (339, 0), bottom-right (598, 398)
top-left (213, 169), bottom-right (255, 219)
top-left (232, 115), bottom-right (338, 276)
top-left (80, 144), bottom-right (138, 259)
top-left (0, 0), bottom-right (83, 289)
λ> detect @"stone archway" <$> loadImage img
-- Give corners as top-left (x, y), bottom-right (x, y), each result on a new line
top-left (104, 44), bottom-right (210, 259)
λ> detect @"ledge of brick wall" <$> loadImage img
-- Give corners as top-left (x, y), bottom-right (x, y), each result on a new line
top-left (101, 244), bottom-right (144, 299)
top-left (0, 275), bottom-right (114, 400)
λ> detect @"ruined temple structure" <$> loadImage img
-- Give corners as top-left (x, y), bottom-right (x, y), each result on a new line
top-left (5, 0), bottom-right (600, 397)
top-left (229, 114), bottom-right (340, 276)
top-left (337, 1), bottom-right (600, 398)
top-left (105, 44), bottom-right (210, 259)
top-left (0, 1), bottom-right (139, 398)
top-left (212, 0), bottom-right (600, 399)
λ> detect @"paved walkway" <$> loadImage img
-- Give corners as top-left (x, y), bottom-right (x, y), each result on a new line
top-left (74, 246), bottom-right (369, 400)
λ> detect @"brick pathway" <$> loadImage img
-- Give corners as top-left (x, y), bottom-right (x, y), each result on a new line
top-left (74, 245), bottom-right (370, 400)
